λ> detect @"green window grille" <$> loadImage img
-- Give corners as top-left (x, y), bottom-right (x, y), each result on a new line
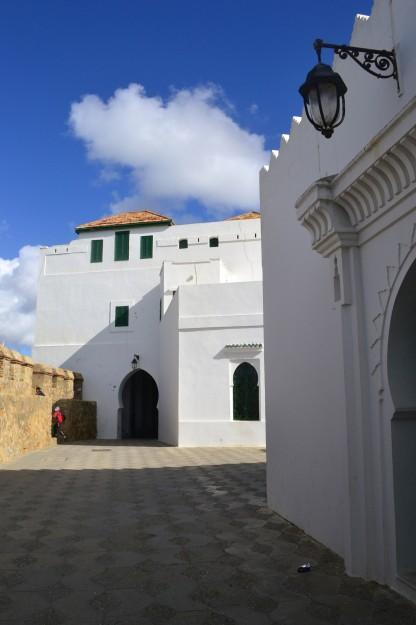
top-left (114, 231), bottom-right (130, 261)
top-left (179, 239), bottom-right (188, 249)
top-left (115, 305), bottom-right (129, 327)
top-left (90, 239), bottom-right (103, 263)
top-left (233, 362), bottom-right (260, 421)
top-left (140, 235), bottom-right (153, 259)
top-left (209, 237), bottom-right (219, 248)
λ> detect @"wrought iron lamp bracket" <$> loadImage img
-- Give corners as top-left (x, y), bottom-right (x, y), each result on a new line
top-left (314, 39), bottom-right (399, 90)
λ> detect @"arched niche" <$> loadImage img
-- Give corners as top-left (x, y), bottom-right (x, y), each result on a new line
top-left (388, 259), bottom-right (416, 409)
top-left (387, 258), bottom-right (416, 578)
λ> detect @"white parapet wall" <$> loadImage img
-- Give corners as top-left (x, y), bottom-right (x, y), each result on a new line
top-left (260, 0), bottom-right (416, 598)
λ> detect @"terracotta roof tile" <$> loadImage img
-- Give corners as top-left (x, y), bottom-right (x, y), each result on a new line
top-left (226, 211), bottom-right (261, 221)
top-left (75, 210), bottom-right (173, 233)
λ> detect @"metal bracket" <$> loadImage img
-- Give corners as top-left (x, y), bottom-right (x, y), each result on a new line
top-left (314, 39), bottom-right (399, 91)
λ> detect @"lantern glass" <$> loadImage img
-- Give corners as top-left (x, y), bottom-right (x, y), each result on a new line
top-left (308, 82), bottom-right (339, 127)
top-left (299, 62), bottom-right (347, 138)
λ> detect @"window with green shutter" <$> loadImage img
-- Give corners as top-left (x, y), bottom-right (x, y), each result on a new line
top-left (90, 239), bottom-right (103, 263)
top-left (115, 305), bottom-right (129, 327)
top-left (209, 237), bottom-right (219, 248)
top-left (179, 239), bottom-right (188, 249)
top-left (114, 231), bottom-right (130, 261)
top-left (233, 362), bottom-right (259, 421)
top-left (140, 235), bottom-right (153, 259)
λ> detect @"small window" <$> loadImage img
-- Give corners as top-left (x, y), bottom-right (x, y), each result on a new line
top-left (209, 237), bottom-right (219, 248)
top-left (233, 362), bottom-right (259, 421)
top-left (114, 231), bottom-right (130, 261)
top-left (140, 235), bottom-right (153, 259)
top-left (179, 239), bottom-right (188, 249)
top-left (90, 239), bottom-right (103, 263)
top-left (115, 305), bottom-right (129, 327)
top-left (159, 298), bottom-right (162, 321)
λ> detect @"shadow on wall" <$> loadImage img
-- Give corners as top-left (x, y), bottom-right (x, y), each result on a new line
top-left (56, 285), bottom-right (161, 438)
top-left (388, 259), bottom-right (416, 578)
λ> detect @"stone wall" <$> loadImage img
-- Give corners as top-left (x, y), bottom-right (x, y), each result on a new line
top-left (55, 399), bottom-right (97, 442)
top-left (0, 394), bottom-right (55, 464)
top-left (0, 345), bottom-right (95, 464)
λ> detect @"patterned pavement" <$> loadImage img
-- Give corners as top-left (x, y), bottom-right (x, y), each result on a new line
top-left (0, 442), bottom-right (416, 625)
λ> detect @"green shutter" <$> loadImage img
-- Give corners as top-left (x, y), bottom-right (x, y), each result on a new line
top-left (209, 237), bottom-right (219, 248)
top-left (140, 235), bottom-right (153, 259)
top-left (179, 239), bottom-right (188, 249)
top-left (90, 239), bottom-right (103, 263)
top-left (115, 305), bottom-right (129, 327)
top-left (233, 363), bottom-right (260, 421)
top-left (115, 231), bottom-right (130, 261)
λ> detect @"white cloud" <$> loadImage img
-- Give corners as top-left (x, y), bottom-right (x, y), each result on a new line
top-left (0, 246), bottom-right (40, 349)
top-left (69, 83), bottom-right (268, 215)
top-left (98, 167), bottom-right (121, 183)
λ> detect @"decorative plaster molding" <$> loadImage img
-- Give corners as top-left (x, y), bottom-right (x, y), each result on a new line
top-left (336, 129), bottom-right (416, 228)
top-left (295, 177), bottom-right (358, 257)
top-left (296, 125), bottom-right (416, 257)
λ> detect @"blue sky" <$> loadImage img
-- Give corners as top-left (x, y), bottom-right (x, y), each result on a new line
top-left (0, 0), bottom-right (372, 350)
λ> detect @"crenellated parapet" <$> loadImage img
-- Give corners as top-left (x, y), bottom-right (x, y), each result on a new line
top-left (0, 346), bottom-right (92, 463)
top-left (0, 344), bottom-right (83, 399)
top-left (261, 116), bottom-right (303, 177)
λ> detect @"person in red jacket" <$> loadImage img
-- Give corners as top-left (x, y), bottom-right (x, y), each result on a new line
top-left (52, 406), bottom-right (66, 440)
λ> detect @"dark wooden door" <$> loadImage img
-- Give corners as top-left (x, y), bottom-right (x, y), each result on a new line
top-left (121, 370), bottom-right (158, 438)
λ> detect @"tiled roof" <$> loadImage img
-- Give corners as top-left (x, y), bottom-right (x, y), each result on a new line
top-left (224, 343), bottom-right (263, 350)
top-left (226, 211), bottom-right (261, 221)
top-left (75, 210), bottom-right (173, 233)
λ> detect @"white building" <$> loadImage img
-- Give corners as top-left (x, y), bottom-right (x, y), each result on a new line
top-left (33, 210), bottom-right (265, 447)
top-left (261, 0), bottom-right (416, 600)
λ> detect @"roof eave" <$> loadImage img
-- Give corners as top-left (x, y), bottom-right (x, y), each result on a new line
top-left (75, 220), bottom-right (173, 234)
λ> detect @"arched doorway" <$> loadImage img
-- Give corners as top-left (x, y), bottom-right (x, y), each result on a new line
top-left (388, 258), bottom-right (416, 578)
top-left (233, 362), bottom-right (259, 421)
top-left (120, 369), bottom-right (159, 439)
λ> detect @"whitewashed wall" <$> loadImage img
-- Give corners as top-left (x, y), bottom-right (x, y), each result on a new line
top-left (261, 0), bottom-right (416, 596)
top-left (33, 217), bottom-right (263, 442)
top-left (177, 282), bottom-right (265, 446)
top-left (159, 290), bottom-right (179, 445)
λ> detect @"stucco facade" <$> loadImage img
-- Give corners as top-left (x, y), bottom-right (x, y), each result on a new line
top-left (33, 212), bottom-right (265, 447)
top-left (261, 0), bottom-right (416, 600)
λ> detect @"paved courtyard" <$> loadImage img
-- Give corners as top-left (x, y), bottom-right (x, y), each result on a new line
top-left (1, 442), bottom-right (416, 625)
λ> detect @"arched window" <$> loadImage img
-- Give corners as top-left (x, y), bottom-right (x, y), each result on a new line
top-left (233, 362), bottom-right (259, 421)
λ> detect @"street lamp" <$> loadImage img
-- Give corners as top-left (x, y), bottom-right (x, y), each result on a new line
top-left (299, 39), bottom-right (398, 138)
top-left (131, 354), bottom-right (140, 370)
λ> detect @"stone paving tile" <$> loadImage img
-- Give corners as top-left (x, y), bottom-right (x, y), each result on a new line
top-left (1, 442), bottom-right (416, 625)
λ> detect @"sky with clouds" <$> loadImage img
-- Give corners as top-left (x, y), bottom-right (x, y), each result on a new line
top-left (0, 0), bottom-right (372, 352)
